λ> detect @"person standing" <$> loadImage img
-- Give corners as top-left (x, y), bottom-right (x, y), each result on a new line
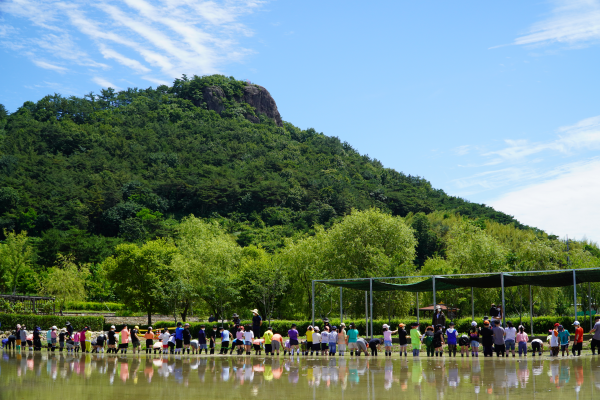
top-left (243, 324), bottom-right (254, 355)
top-left (85, 327), bottom-right (92, 353)
top-left (108, 325), bottom-right (117, 353)
top-left (272, 331), bottom-right (283, 356)
top-left (320, 326), bottom-right (329, 356)
top-left (209, 325), bottom-right (218, 355)
top-left (433, 325), bottom-right (445, 357)
top-left (183, 323), bottom-right (192, 355)
top-left (144, 327), bottom-right (154, 354)
top-left (288, 324), bottom-right (300, 356)
top-left (251, 309), bottom-right (262, 339)
top-left (198, 325), bottom-right (208, 355)
top-left (409, 323), bottom-right (421, 357)
top-left (504, 321), bottom-right (517, 357)
top-left (305, 326), bottom-right (313, 356)
top-left (573, 321), bottom-right (584, 356)
top-left (469, 322), bottom-right (480, 357)
top-left (263, 326), bottom-right (274, 356)
top-left (432, 306), bottom-right (446, 329)
top-left (337, 323), bottom-right (347, 356)
top-left (19, 325), bottom-right (28, 352)
top-left (558, 325), bottom-right (570, 357)
top-left (445, 322), bottom-right (458, 357)
top-left (382, 324), bottom-right (397, 357)
top-left (175, 322), bottom-right (184, 354)
top-left (159, 328), bottom-right (170, 355)
top-left (490, 303), bottom-right (500, 326)
top-left (329, 326), bottom-right (338, 356)
top-left (50, 327), bottom-right (58, 352)
top-left (589, 316), bottom-right (600, 355)
top-left (492, 320), bottom-right (505, 357)
top-left (480, 320), bottom-right (493, 357)
top-left (120, 325), bottom-right (130, 354)
top-left (65, 321), bottom-right (73, 338)
top-left (46, 327), bottom-right (53, 351)
top-left (312, 327), bottom-right (321, 356)
top-left (347, 323), bottom-right (359, 356)
top-left (516, 325), bottom-right (528, 357)
top-left (131, 326), bottom-right (141, 354)
top-left (219, 326), bottom-right (232, 355)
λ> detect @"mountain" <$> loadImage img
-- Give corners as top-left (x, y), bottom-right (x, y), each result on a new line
top-left (0, 74), bottom-right (528, 267)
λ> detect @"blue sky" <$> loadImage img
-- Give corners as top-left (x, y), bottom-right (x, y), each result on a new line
top-left (2, 0), bottom-right (600, 241)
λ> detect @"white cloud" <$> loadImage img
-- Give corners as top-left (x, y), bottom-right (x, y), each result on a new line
top-left (1, 0), bottom-right (262, 80)
top-left (513, 0), bottom-right (600, 48)
top-left (92, 77), bottom-right (121, 90)
top-left (32, 60), bottom-right (68, 73)
top-left (491, 159), bottom-right (600, 241)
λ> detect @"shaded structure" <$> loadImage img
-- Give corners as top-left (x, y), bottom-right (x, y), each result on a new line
top-left (0, 294), bottom-right (55, 314)
top-left (312, 268), bottom-right (600, 338)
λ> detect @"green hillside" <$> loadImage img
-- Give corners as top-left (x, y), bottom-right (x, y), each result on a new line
top-left (1, 75), bottom-right (524, 263)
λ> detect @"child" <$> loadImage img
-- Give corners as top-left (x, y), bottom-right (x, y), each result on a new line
top-left (338, 323), bottom-right (347, 356)
top-left (120, 325), bottom-right (130, 354)
top-left (347, 323), bottom-right (359, 356)
top-left (144, 327), bottom-right (154, 354)
top-left (233, 325), bottom-right (244, 355)
top-left (320, 326), bottom-right (329, 356)
top-left (219, 326), bottom-right (232, 355)
top-left (531, 338), bottom-right (544, 356)
top-left (469, 322), bottom-right (480, 357)
top-left (209, 325), bottom-right (218, 355)
top-left (59, 328), bottom-right (66, 352)
top-left (263, 326), bottom-right (274, 355)
top-left (168, 332), bottom-right (176, 354)
top-left (458, 334), bottom-right (470, 357)
top-left (329, 326), bottom-right (338, 356)
top-left (312, 327), bottom-right (321, 356)
top-left (131, 325), bottom-right (141, 354)
top-left (107, 325), bottom-right (117, 353)
top-left (382, 324), bottom-right (395, 357)
top-left (198, 325), bottom-right (208, 355)
top-left (492, 320), bottom-right (505, 358)
top-left (159, 328), bottom-right (170, 355)
top-left (396, 323), bottom-right (408, 357)
top-left (65, 332), bottom-right (75, 353)
top-left (272, 331), bottom-right (283, 355)
top-left (422, 326), bottom-right (434, 357)
top-left (94, 332), bottom-right (106, 353)
top-left (558, 325), bottom-right (570, 356)
top-left (433, 324), bottom-right (444, 357)
top-left (573, 321), bottom-right (583, 356)
top-left (183, 323), bottom-right (192, 354)
top-left (50, 326), bottom-right (57, 352)
top-left (85, 327), bottom-right (92, 353)
top-left (445, 322), bottom-right (457, 357)
top-left (283, 339), bottom-right (291, 355)
top-left (480, 320), bottom-right (493, 357)
top-left (305, 325), bottom-right (313, 356)
top-left (253, 338), bottom-right (264, 355)
top-left (516, 325), bottom-right (528, 357)
top-left (369, 338), bottom-right (383, 356)
top-left (243, 325), bottom-right (255, 355)
top-left (409, 323), bottom-right (421, 357)
top-left (73, 330), bottom-right (80, 353)
top-left (549, 323), bottom-right (560, 356)
top-left (288, 324), bottom-right (300, 356)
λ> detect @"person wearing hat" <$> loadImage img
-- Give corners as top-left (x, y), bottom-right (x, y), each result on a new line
top-left (50, 326), bottom-right (58, 352)
top-left (174, 322), bottom-right (184, 354)
top-left (85, 326), bottom-right (92, 353)
top-left (480, 320), bottom-right (493, 357)
top-left (445, 322), bottom-right (458, 357)
top-left (108, 325), bottom-right (117, 353)
top-left (58, 328), bottom-right (66, 352)
top-left (573, 321), bottom-right (584, 356)
top-left (131, 325), bottom-right (140, 354)
top-left (432, 306), bottom-right (446, 330)
top-left (558, 324), bottom-right (570, 357)
top-left (549, 323), bottom-right (560, 356)
top-left (263, 326), bottom-right (274, 356)
top-left (311, 326), bottom-right (321, 356)
top-left (489, 303), bottom-right (500, 325)
top-left (183, 323), bottom-right (192, 354)
top-left (94, 331), bottom-right (106, 353)
top-left (208, 325), bottom-right (218, 355)
top-left (251, 309), bottom-right (262, 340)
top-left (590, 315), bottom-right (600, 355)
top-left (382, 324), bottom-right (398, 357)
top-left (396, 323), bottom-right (408, 357)
top-left (231, 313), bottom-right (241, 330)
top-left (219, 326), bottom-right (232, 355)
top-left (469, 321), bottom-right (480, 357)
top-left (492, 320), bottom-right (505, 358)
top-left (65, 321), bottom-right (73, 337)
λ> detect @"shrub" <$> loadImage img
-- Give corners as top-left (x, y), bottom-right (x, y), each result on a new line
top-left (0, 314), bottom-right (104, 331)
top-left (63, 301), bottom-right (127, 312)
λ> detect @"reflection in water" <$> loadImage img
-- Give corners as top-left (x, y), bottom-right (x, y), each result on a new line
top-left (1, 351), bottom-right (599, 399)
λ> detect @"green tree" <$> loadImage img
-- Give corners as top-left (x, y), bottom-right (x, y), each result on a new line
top-left (104, 238), bottom-right (178, 324)
top-left (39, 254), bottom-right (90, 314)
top-left (0, 230), bottom-right (35, 294)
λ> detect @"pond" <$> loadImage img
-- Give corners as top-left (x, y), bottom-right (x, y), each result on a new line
top-left (1, 352), bottom-right (597, 399)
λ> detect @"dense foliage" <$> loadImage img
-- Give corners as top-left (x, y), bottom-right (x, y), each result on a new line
top-left (1, 75), bottom-right (599, 323)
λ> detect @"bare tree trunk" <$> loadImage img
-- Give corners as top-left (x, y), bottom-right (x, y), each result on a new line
top-left (147, 310), bottom-right (152, 326)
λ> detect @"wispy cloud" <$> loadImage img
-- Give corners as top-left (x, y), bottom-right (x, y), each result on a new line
top-left (452, 114), bottom-right (600, 194)
top-left (32, 60), bottom-right (68, 73)
top-left (0, 0), bottom-right (263, 82)
top-left (92, 77), bottom-right (121, 90)
top-left (512, 0), bottom-right (600, 48)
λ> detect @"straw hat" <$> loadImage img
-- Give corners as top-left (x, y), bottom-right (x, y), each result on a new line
top-left (251, 309), bottom-right (259, 314)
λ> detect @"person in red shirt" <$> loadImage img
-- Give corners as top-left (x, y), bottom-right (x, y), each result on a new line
top-left (572, 320), bottom-right (584, 356)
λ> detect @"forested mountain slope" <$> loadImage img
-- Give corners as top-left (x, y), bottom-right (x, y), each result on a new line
top-left (0, 75), bottom-right (526, 267)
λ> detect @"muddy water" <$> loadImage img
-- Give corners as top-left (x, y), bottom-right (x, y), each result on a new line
top-left (1, 352), bottom-right (598, 399)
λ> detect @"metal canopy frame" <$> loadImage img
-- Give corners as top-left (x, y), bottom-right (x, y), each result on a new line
top-left (311, 267), bottom-right (600, 336)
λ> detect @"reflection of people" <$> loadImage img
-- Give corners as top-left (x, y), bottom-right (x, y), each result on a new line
top-left (432, 306), bottom-right (446, 328)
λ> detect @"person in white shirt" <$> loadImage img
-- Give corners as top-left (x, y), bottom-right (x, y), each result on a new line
top-left (312, 327), bottom-right (321, 356)
top-left (243, 325), bottom-right (254, 355)
top-left (504, 321), bottom-right (517, 357)
top-left (320, 327), bottom-right (330, 356)
top-left (159, 328), bottom-right (170, 354)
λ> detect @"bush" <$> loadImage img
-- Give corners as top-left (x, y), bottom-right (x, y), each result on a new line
top-left (0, 314), bottom-right (104, 331)
top-left (63, 301), bottom-right (127, 312)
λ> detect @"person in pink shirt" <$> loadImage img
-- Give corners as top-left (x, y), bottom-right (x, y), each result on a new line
top-left (73, 331), bottom-right (81, 353)
top-left (516, 325), bottom-right (529, 357)
top-left (79, 328), bottom-right (87, 352)
top-left (120, 325), bottom-right (130, 354)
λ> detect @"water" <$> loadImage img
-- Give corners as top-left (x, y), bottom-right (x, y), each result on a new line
top-left (1, 352), bottom-right (598, 399)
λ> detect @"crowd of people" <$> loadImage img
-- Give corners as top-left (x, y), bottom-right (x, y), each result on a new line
top-left (5, 306), bottom-right (600, 358)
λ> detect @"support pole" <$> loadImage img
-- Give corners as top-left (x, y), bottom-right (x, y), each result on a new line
top-left (340, 287), bottom-right (343, 323)
top-left (529, 285), bottom-right (534, 336)
top-left (471, 287), bottom-right (474, 322)
top-left (370, 278), bottom-right (374, 339)
top-left (416, 293), bottom-right (420, 325)
top-left (432, 276), bottom-right (436, 309)
top-left (501, 272), bottom-right (506, 328)
top-left (311, 280), bottom-right (315, 327)
top-left (573, 270), bottom-right (578, 321)
top-left (365, 291), bottom-right (369, 337)
top-left (589, 282), bottom-right (593, 331)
